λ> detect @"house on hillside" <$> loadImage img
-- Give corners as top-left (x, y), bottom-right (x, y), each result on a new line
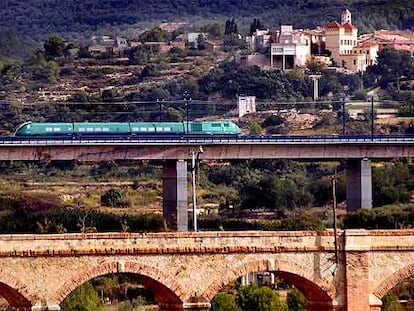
top-left (359, 29), bottom-right (414, 55)
top-left (177, 32), bottom-right (207, 49)
top-left (324, 9), bottom-right (379, 72)
top-left (243, 9), bottom-right (380, 73)
top-left (270, 25), bottom-right (311, 71)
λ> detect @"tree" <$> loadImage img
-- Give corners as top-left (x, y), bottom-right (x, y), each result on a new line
top-left (381, 292), bottom-right (403, 311)
top-left (140, 64), bottom-right (159, 78)
top-left (286, 288), bottom-right (306, 311)
top-left (100, 189), bottom-right (130, 208)
top-left (224, 18), bottom-right (238, 35)
top-left (166, 107), bottom-right (184, 122)
top-left (211, 293), bottom-right (240, 311)
top-left (369, 47), bottom-right (414, 91)
top-left (237, 284), bottom-right (287, 311)
top-left (248, 121), bottom-right (262, 134)
top-left (44, 35), bottom-right (65, 60)
top-left (61, 282), bottom-right (104, 311)
top-left (249, 18), bottom-right (265, 35)
top-left (200, 22), bottom-right (223, 39)
top-left (139, 27), bottom-right (170, 42)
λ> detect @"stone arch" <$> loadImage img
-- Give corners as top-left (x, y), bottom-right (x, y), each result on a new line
top-left (373, 263), bottom-right (414, 299)
top-left (202, 258), bottom-right (334, 304)
top-left (53, 260), bottom-right (185, 309)
top-left (0, 270), bottom-right (33, 308)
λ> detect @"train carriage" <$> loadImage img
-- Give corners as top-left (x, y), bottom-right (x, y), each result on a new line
top-left (14, 120), bottom-right (242, 137)
top-left (15, 122), bottom-right (73, 136)
top-left (73, 122), bottom-right (130, 135)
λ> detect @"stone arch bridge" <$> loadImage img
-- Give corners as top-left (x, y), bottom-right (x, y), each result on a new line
top-left (0, 229), bottom-right (413, 311)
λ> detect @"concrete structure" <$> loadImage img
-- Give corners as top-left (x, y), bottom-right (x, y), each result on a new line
top-left (163, 160), bottom-right (188, 231)
top-left (309, 74), bottom-right (322, 100)
top-left (346, 158), bottom-right (372, 209)
top-left (238, 95), bottom-right (256, 117)
top-left (0, 230), bottom-right (413, 310)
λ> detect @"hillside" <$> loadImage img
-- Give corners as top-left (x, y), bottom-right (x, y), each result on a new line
top-left (1, 0), bottom-right (414, 39)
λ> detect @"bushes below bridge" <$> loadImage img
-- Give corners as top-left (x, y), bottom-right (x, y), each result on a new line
top-left (0, 193), bottom-right (166, 233)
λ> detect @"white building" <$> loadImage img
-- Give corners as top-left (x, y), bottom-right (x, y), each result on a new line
top-left (246, 29), bottom-right (272, 53)
top-left (270, 25), bottom-right (311, 70)
top-left (238, 96), bottom-right (256, 117)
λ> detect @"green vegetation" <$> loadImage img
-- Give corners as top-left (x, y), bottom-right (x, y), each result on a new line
top-left (61, 274), bottom-right (156, 311)
top-left (101, 189), bottom-right (130, 208)
top-left (62, 282), bottom-right (104, 311)
top-left (211, 293), bottom-right (240, 311)
top-left (381, 292), bottom-right (403, 311)
top-left (212, 284), bottom-right (308, 311)
top-left (0, 0), bottom-right (413, 37)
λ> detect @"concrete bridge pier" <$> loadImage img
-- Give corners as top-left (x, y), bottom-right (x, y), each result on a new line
top-left (162, 160), bottom-right (188, 231)
top-left (346, 158), bottom-right (372, 211)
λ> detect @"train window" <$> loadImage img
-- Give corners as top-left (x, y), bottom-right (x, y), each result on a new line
top-left (164, 128), bottom-right (171, 131)
top-left (224, 123), bottom-right (229, 127)
top-left (94, 128), bottom-right (102, 132)
top-left (53, 128), bottom-right (61, 132)
top-left (86, 128), bottom-right (93, 132)
top-left (211, 124), bottom-right (221, 127)
top-left (46, 128), bottom-right (53, 132)
top-left (140, 128), bottom-right (147, 131)
top-left (103, 128), bottom-right (109, 132)
top-left (79, 128), bottom-right (85, 132)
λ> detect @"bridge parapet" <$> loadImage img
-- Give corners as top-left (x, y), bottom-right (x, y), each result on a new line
top-left (0, 231), bottom-right (338, 256)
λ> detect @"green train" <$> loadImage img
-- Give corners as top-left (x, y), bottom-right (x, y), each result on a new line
top-left (14, 121), bottom-right (242, 137)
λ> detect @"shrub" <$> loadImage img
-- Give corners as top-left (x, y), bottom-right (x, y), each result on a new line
top-left (211, 292), bottom-right (240, 311)
top-left (100, 189), bottom-right (130, 208)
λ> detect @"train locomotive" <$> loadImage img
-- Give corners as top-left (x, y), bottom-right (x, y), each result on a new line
top-left (14, 121), bottom-right (242, 137)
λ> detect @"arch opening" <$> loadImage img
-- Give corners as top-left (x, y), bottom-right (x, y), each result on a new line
top-left (0, 282), bottom-right (31, 310)
top-left (208, 269), bottom-right (333, 311)
top-left (60, 272), bottom-right (182, 311)
top-left (376, 276), bottom-right (414, 311)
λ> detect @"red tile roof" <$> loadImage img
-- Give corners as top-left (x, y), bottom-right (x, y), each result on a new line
top-left (327, 21), bottom-right (341, 29)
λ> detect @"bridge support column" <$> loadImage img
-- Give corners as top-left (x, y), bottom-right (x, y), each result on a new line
top-left (345, 251), bottom-right (371, 311)
top-left (163, 160), bottom-right (188, 231)
top-left (346, 158), bottom-right (372, 211)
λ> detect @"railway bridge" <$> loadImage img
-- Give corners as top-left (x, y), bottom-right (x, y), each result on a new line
top-left (0, 135), bottom-right (413, 230)
top-left (0, 230), bottom-right (413, 311)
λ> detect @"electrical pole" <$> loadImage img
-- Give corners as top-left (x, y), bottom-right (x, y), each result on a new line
top-left (371, 96), bottom-right (375, 140)
top-left (342, 97), bottom-right (346, 136)
top-left (184, 91), bottom-right (190, 141)
top-left (332, 173), bottom-right (339, 270)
